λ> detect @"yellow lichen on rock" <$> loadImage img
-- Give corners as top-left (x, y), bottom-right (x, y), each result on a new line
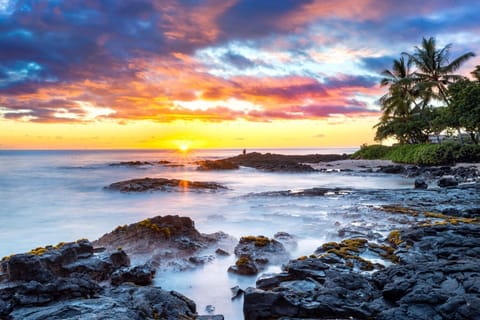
top-left (236, 256), bottom-right (250, 266)
top-left (29, 247), bottom-right (48, 256)
top-left (240, 235), bottom-right (271, 247)
top-left (387, 230), bottom-right (402, 246)
top-left (380, 205), bottom-right (418, 216)
top-left (53, 242), bottom-right (66, 249)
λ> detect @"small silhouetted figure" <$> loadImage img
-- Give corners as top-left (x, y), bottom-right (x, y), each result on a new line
top-left (242, 149), bottom-right (246, 155)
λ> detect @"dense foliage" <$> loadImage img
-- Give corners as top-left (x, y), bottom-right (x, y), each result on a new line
top-left (352, 143), bottom-right (480, 165)
top-left (375, 37), bottom-right (479, 145)
top-left (447, 80), bottom-right (480, 144)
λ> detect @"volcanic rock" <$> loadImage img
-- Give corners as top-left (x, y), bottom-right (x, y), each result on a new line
top-left (243, 223), bottom-right (480, 320)
top-left (228, 236), bottom-right (289, 275)
top-left (105, 177), bottom-right (227, 192)
top-left (437, 176), bottom-right (458, 187)
top-left (377, 165), bottom-right (406, 174)
top-left (414, 178), bottom-right (428, 189)
top-left (196, 159), bottom-right (239, 170)
top-left (93, 215), bottom-right (236, 271)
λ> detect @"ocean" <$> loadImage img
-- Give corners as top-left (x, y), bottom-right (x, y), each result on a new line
top-left (0, 148), bottom-right (414, 318)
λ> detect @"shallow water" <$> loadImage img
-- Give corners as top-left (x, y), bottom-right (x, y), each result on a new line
top-left (0, 148), bottom-right (416, 318)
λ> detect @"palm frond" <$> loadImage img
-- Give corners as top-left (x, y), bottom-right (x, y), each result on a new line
top-left (443, 52), bottom-right (475, 72)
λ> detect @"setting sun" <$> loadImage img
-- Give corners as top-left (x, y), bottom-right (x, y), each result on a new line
top-left (179, 144), bottom-right (189, 152)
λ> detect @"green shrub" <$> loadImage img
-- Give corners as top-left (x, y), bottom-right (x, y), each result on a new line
top-left (352, 143), bottom-right (480, 165)
top-left (351, 144), bottom-right (390, 159)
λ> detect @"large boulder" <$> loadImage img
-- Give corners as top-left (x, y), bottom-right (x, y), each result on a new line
top-left (437, 176), bottom-right (458, 187)
top-left (414, 178), bottom-right (428, 189)
top-left (228, 236), bottom-right (289, 275)
top-left (8, 283), bottom-right (197, 320)
top-left (94, 215), bottom-right (236, 271)
top-left (105, 177), bottom-right (227, 192)
top-left (6, 254), bottom-right (54, 282)
top-left (111, 264), bottom-right (156, 286)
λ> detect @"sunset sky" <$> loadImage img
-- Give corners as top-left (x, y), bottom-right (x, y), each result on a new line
top-left (1, 0), bottom-right (480, 149)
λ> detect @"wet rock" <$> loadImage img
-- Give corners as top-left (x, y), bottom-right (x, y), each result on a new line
top-left (228, 255), bottom-right (258, 275)
top-left (314, 238), bottom-right (385, 271)
top-left (273, 232), bottom-right (298, 251)
top-left (197, 315), bottom-right (225, 320)
top-left (230, 285), bottom-right (244, 300)
top-left (105, 177), bottom-right (227, 192)
top-left (407, 165), bottom-right (478, 186)
top-left (188, 255), bottom-right (214, 265)
top-left (109, 161), bottom-right (153, 166)
top-left (229, 236), bottom-right (289, 275)
top-left (414, 178), bottom-right (428, 189)
top-left (196, 159), bottom-right (239, 170)
top-left (437, 176), bottom-right (458, 187)
top-left (6, 254), bottom-right (54, 282)
top-left (94, 215), bottom-right (235, 271)
top-left (249, 187), bottom-right (351, 197)
top-left (0, 218), bottom-right (231, 320)
top-left (3, 240), bottom-right (116, 284)
top-left (243, 224), bottom-right (480, 320)
top-left (109, 249), bottom-right (130, 268)
top-left (378, 165), bottom-right (406, 174)
top-left (0, 241), bottom-right (199, 319)
top-left (110, 264), bottom-right (156, 286)
top-left (215, 248), bottom-right (230, 256)
top-left (244, 265), bottom-right (377, 319)
top-left (8, 283), bottom-right (197, 320)
top-left (205, 304), bottom-right (215, 313)
top-left (255, 272), bottom-right (294, 290)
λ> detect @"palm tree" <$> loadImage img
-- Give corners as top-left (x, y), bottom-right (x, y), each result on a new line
top-left (378, 55), bottom-right (416, 118)
top-left (404, 37), bottom-right (475, 143)
top-left (405, 37), bottom-right (475, 105)
top-left (472, 65), bottom-right (480, 81)
top-left (375, 55), bottom-right (430, 143)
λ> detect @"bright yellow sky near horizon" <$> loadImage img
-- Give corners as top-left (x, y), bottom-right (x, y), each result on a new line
top-left (0, 117), bottom-right (377, 150)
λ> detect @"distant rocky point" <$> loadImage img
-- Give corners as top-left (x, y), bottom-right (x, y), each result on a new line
top-left (222, 152), bottom-right (348, 172)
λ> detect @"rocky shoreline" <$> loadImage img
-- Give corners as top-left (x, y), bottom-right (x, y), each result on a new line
top-left (244, 222), bottom-right (480, 319)
top-left (1, 155), bottom-right (479, 319)
top-left (0, 216), bottom-right (230, 319)
top-left (2, 207), bottom-right (479, 319)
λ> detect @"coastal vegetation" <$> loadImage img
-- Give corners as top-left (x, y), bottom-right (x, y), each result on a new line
top-left (353, 142), bottom-right (480, 165)
top-left (357, 37), bottom-right (480, 164)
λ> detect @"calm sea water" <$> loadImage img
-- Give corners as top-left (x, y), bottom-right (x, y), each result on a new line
top-left (0, 148), bottom-right (414, 318)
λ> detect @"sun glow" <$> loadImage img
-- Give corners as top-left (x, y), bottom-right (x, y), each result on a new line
top-left (179, 144), bottom-right (189, 152)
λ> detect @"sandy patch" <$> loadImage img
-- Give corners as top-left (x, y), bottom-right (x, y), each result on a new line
top-left (308, 159), bottom-right (396, 171)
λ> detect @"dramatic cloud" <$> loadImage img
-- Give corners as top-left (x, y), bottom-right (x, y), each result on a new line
top-left (0, 0), bottom-right (479, 124)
